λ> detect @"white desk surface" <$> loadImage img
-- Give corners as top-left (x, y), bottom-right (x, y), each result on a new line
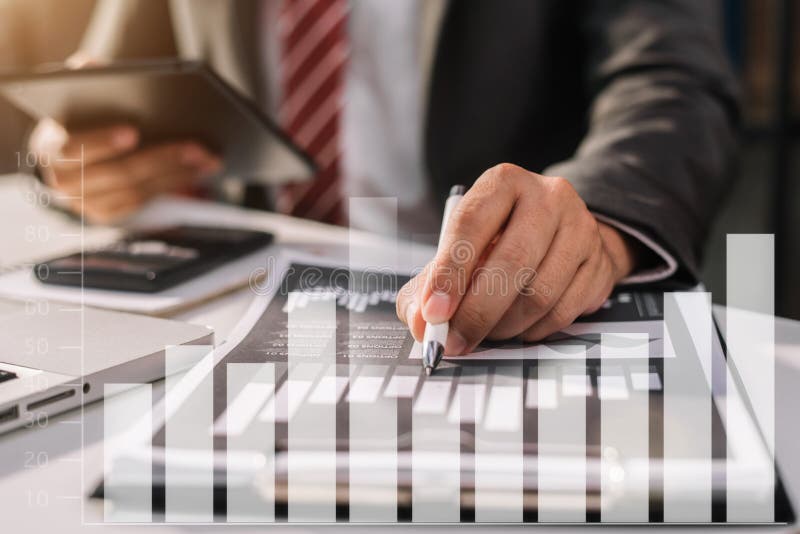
top-left (0, 175), bottom-right (798, 532)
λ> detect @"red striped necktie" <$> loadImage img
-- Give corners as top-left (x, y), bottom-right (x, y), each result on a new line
top-left (276, 0), bottom-right (349, 225)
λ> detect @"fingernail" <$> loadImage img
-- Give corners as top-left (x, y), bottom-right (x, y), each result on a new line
top-left (446, 330), bottom-right (468, 355)
top-left (422, 291), bottom-right (451, 323)
top-left (112, 127), bottom-right (137, 148)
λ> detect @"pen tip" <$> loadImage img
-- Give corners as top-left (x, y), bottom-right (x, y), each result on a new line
top-left (424, 366), bottom-right (432, 376)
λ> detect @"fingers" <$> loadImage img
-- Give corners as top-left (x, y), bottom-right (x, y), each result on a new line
top-left (396, 264), bottom-right (431, 341)
top-left (56, 124), bottom-right (140, 168)
top-left (52, 140), bottom-right (220, 225)
top-left (486, 209), bottom-right (599, 340)
top-left (521, 242), bottom-right (616, 342)
top-left (123, 142), bottom-right (221, 193)
top-left (77, 189), bottom-right (144, 225)
top-left (29, 118), bottom-right (224, 225)
top-left (400, 163), bottom-right (634, 353)
top-left (446, 194), bottom-right (560, 354)
top-left (422, 164), bottom-right (526, 325)
top-left (53, 141), bottom-right (220, 198)
top-left (73, 164), bottom-right (207, 224)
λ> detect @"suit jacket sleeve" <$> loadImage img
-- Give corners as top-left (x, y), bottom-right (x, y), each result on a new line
top-left (543, 0), bottom-right (739, 283)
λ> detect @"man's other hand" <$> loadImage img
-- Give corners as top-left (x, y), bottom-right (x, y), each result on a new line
top-left (30, 120), bottom-right (222, 224)
top-left (397, 163), bottom-right (638, 355)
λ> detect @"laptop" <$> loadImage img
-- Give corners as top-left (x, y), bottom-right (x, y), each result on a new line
top-left (0, 298), bottom-right (213, 435)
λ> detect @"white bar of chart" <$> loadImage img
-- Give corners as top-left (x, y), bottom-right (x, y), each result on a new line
top-left (474, 365), bottom-right (523, 523)
top-left (601, 332), bottom-right (649, 359)
top-left (600, 353), bottom-right (649, 522)
top-left (597, 368), bottom-right (629, 401)
top-left (259, 363), bottom-right (320, 424)
top-left (384, 372), bottom-right (421, 399)
top-left (726, 234), bottom-right (775, 522)
top-left (347, 367), bottom-right (388, 404)
top-left (537, 353), bottom-right (587, 522)
top-left (630, 367), bottom-right (661, 392)
top-left (164, 345), bottom-right (215, 523)
top-left (412, 368), bottom-right (460, 522)
top-left (526, 368), bottom-right (557, 410)
top-left (103, 383), bottom-right (152, 523)
top-left (448, 376), bottom-right (486, 425)
top-left (224, 363), bottom-right (276, 523)
top-left (414, 379), bottom-right (453, 415)
top-left (307, 364), bottom-right (352, 405)
top-left (349, 197), bottom-right (399, 522)
top-left (287, 293), bottom-right (337, 522)
top-left (562, 368), bottom-right (592, 398)
top-left (349, 364), bottom-right (398, 522)
top-left (408, 222), bottom-right (453, 521)
top-left (663, 292), bottom-right (712, 522)
top-left (216, 379), bottom-right (274, 438)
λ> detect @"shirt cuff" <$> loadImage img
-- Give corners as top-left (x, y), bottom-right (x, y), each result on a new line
top-left (592, 212), bottom-right (678, 285)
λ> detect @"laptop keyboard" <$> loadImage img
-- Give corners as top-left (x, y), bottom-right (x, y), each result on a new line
top-left (0, 370), bottom-right (18, 384)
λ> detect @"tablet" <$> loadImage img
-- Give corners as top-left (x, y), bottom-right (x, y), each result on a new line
top-left (0, 59), bottom-right (314, 184)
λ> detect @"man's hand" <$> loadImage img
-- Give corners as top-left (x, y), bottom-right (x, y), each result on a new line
top-left (397, 163), bottom-right (638, 355)
top-left (31, 121), bottom-right (221, 224)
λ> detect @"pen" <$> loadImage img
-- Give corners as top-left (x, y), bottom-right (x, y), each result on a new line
top-left (422, 184), bottom-right (466, 376)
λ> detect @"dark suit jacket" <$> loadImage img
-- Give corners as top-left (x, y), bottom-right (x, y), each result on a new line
top-left (427, 1), bottom-right (737, 282)
top-left (74, 0), bottom-right (740, 282)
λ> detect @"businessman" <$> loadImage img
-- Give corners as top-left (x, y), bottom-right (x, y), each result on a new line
top-left (34, 0), bottom-right (738, 354)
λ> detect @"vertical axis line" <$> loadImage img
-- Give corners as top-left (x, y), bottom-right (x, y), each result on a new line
top-left (80, 143), bottom-right (85, 525)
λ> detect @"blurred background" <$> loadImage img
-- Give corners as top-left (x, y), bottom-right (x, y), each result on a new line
top-left (0, 0), bottom-right (798, 320)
